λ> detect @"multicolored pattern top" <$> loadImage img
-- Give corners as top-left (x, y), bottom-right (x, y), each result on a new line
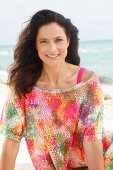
top-left (0, 72), bottom-right (104, 169)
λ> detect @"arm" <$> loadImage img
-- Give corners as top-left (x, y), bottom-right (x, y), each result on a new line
top-left (83, 139), bottom-right (105, 170)
top-left (0, 138), bottom-right (20, 170)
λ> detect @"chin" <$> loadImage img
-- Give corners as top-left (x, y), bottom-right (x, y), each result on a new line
top-left (44, 60), bottom-right (64, 66)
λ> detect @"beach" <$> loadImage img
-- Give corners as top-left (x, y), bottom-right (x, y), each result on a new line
top-left (0, 74), bottom-right (113, 170)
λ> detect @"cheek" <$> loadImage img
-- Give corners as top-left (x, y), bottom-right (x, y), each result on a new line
top-left (37, 45), bottom-right (46, 55)
top-left (60, 44), bottom-right (68, 53)
top-left (57, 42), bottom-right (66, 49)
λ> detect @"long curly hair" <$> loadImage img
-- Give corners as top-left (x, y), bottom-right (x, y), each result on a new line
top-left (7, 9), bottom-right (80, 96)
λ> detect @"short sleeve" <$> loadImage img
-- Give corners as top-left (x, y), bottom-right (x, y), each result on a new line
top-left (0, 90), bottom-right (26, 141)
top-left (79, 73), bottom-right (104, 142)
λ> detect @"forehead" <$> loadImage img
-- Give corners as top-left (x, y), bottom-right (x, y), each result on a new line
top-left (36, 22), bottom-right (66, 39)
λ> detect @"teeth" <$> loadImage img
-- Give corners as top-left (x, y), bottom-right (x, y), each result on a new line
top-left (47, 55), bottom-right (58, 58)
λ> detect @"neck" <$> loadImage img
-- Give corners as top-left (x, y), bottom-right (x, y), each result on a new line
top-left (41, 62), bottom-right (69, 85)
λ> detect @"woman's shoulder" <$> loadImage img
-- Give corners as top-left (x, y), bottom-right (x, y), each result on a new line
top-left (80, 68), bottom-right (94, 83)
top-left (81, 68), bottom-right (104, 99)
top-left (70, 64), bottom-right (94, 83)
top-left (68, 64), bottom-right (98, 86)
top-left (80, 68), bottom-right (101, 89)
top-left (5, 87), bottom-right (26, 106)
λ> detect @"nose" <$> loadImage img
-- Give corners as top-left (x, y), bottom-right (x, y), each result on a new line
top-left (48, 42), bottom-right (57, 53)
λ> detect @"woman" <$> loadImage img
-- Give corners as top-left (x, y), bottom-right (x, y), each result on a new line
top-left (0, 9), bottom-right (112, 170)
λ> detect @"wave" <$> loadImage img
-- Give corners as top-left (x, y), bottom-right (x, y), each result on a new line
top-left (99, 76), bottom-right (113, 85)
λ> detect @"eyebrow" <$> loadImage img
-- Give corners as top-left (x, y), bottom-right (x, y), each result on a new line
top-left (38, 36), bottom-right (63, 41)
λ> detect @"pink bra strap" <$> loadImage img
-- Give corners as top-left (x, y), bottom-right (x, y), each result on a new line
top-left (77, 67), bottom-right (86, 84)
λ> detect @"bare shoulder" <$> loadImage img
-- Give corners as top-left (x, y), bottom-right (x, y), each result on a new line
top-left (68, 64), bottom-right (94, 82)
top-left (81, 68), bottom-right (94, 82)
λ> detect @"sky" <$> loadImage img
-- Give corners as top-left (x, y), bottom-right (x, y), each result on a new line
top-left (0, 0), bottom-right (113, 45)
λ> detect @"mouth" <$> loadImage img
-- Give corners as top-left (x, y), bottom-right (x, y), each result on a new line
top-left (46, 54), bottom-right (60, 59)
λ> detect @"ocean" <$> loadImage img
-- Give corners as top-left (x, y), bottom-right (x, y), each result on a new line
top-left (0, 39), bottom-right (113, 85)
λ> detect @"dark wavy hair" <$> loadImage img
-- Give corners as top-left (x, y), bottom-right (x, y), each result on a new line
top-left (7, 9), bottom-right (80, 96)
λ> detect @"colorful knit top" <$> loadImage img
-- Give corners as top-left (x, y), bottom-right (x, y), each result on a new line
top-left (0, 71), bottom-right (104, 169)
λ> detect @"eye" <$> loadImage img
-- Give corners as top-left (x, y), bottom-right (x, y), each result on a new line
top-left (56, 39), bottom-right (63, 42)
top-left (40, 40), bottom-right (47, 44)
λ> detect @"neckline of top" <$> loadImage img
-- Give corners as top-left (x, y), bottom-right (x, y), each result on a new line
top-left (33, 72), bottom-right (96, 94)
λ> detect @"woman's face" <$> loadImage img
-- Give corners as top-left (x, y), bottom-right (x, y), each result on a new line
top-left (35, 22), bottom-right (69, 66)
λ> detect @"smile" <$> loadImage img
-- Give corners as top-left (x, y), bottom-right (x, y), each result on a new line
top-left (46, 54), bottom-right (59, 59)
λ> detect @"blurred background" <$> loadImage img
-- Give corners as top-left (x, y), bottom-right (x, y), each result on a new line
top-left (0, 0), bottom-right (113, 169)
